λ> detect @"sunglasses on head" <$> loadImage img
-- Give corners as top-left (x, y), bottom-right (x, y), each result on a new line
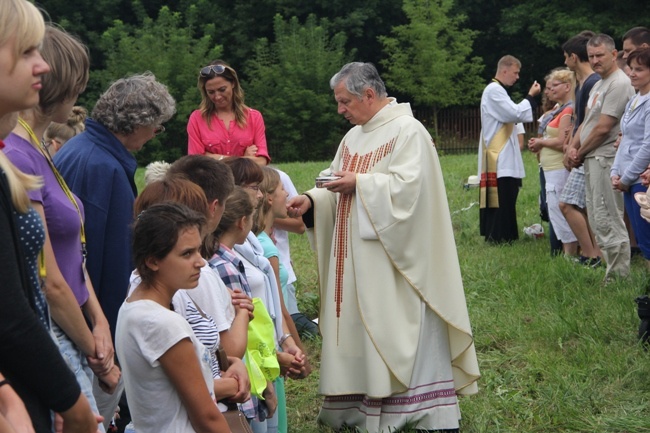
top-left (200, 64), bottom-right (228, 78)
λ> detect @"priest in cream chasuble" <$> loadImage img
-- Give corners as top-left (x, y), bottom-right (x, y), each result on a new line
top-left (287, 63), bottom-right (480, 433)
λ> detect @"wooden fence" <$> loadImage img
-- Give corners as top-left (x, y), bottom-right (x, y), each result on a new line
top-left (414, 106), bottom-right (542, 154)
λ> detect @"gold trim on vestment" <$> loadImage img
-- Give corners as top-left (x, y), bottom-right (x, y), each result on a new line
top-left (479, 123), bottom-right (513, 209)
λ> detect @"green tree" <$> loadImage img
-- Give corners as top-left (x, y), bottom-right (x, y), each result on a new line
top-left (380, 0), bottom-right (484, 139)
top-left (94, 6), bottom-right (221, 164)
top-left (178, 0), bottom-right (278, 76)
top-left (245, 14), bottom-right (352, 161)
top-left (275, 0), bottom-right (406, 72)
top-left (500, 1), bottom-right (650, 50)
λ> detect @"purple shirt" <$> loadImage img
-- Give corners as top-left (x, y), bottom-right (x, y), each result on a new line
top-left (4, 134), bottom-right (89, 306)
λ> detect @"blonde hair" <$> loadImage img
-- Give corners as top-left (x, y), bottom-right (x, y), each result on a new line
top-left (497, 55), bottom-right (521, 72)
top-left (0, 0), bottom-right (45, 70)
top-left (0, 152), bottom-right (42, 213)
top-left (549, 68), bottom-right (575, 86)
top-left (255, 166), bottom-right (281, 234)
top-left (43, 106), bottom-right (86, 145)
top-left (549, 68), bottom-right (576, 101)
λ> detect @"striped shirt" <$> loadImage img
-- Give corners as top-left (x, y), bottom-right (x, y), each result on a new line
top-left (175, 291), bottom-right (222, 378)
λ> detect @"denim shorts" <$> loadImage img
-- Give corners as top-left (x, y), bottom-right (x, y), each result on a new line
top-left (52, 322), bottom-right (105, 433)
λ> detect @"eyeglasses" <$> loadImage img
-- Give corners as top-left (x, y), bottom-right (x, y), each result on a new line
top-left (153, 125), bottom-right (165, 136)
top-left (44, 138), bottom-right (61, 149)
top-left (200, 64), bottom-right (227, 78)
top-left (243, 184), bottom-right (260, 192)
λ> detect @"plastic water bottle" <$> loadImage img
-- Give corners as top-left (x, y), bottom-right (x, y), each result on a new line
top-left (124, 422), bottom-right (136, 433)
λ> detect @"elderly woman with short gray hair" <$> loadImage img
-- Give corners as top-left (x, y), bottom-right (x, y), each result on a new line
top-left (54, 72), bottom-right (176, 342)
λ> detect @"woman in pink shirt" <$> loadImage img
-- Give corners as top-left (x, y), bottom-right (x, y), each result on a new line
top-left (188, 60), bottom-right (270, 166)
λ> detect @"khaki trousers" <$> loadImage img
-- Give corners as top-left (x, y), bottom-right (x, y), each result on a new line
top-left (584, 156), bottom-right (630, 278)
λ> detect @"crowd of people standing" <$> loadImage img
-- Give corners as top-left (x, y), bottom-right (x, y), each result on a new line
top-left (42, 0), bottom-right (650, 431)
top-left (479, 27), bottom-right (650, 281)
top-left (479, 28), bottom-right (650, 352)
top-left (0, 1), bottom-right (480, 432)
top-left (8, 0), bottom-right (650, 430)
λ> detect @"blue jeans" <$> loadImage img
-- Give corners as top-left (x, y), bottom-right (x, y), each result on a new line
top-left (52, 322), bottom-right (105, 433)
top-left (625, 184), bottom-right (650, 260)
top-left (251, 377), bottom-right (286, 433)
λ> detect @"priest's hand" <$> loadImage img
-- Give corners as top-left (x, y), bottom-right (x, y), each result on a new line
top-left (528, 80), bottom-right (541, 97)
top-left (327, 171), bottom-right (356, 195)
top-left (286, 195), bottom-right (311, 218)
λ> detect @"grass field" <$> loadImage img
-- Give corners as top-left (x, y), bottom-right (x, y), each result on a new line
top-left (272, 151), bottom-right (650, 433)
top-left (135, 151), bottom-right (650, 432)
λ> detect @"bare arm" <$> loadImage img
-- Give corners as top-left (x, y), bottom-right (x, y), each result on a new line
top-left (220, 357), bottom-right (250, 403)
top-left (0, 373), bottom-right (35, 433)
top-left (267, 257), bottom-right (309, 377)
top-left (33, 202), bottom-right (96, 357)
top-left (202, 153), bottom-right (226, 161)
top-left (212, 377), bottom-right (238, 402)
top-left (273, 216), bottom-right (305, 234)
top-left (248, 155), bottom-right (269, 166)
top-left (57, 393), bottom-right (101, 433)
top-left (528, 113), bottom-right (572, 153)
top-left (81, 273), bottom-right (114, 376)
top-left (219, 302), bottom-right (250, 359)
top-left (566, 123), bottom-right (584, 169)
top-left (159, 338), bottom-right (229, 433)
top-left (576, 114), bottom-right (618, 160)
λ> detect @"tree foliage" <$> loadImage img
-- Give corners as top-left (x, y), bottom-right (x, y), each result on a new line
top-left (380, 0), bottom-right (484, 136)
top-left (500, 1), bottom-right (650, 49)
top-left (38, 0), bottom-right (649, 163)
top-left (93, 6), bottom-right (221, 165)
top-left (274, 0), bottom-right (405, 72)
top-left (245, 14), bottom-right (352, 161)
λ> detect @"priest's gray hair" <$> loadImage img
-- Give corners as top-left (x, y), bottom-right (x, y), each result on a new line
top-left (92, 72), bottom-right (176, 135)
top-left (330, 62), bottom-right (387, 100)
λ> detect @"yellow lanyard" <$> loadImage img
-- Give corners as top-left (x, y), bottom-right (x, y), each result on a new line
top-left (18, 118), bottom-right (87, 279)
